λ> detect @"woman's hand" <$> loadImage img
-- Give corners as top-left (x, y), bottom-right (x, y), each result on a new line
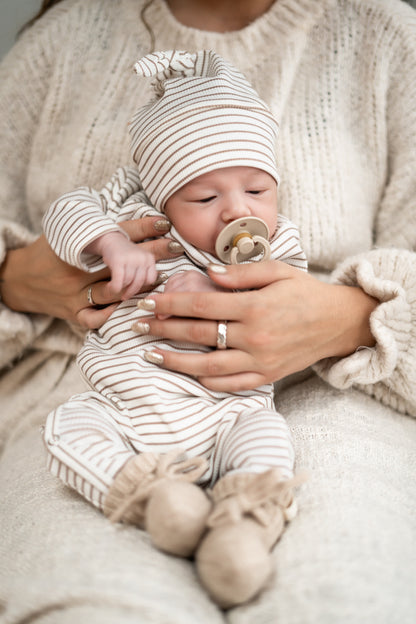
top-left (0, 217), bottom-right (182, 328)
top-left (135, 261), bottom-right (378, 392)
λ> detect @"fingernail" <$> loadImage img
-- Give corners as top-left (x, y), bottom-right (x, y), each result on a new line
top-left (143, 350), bottom-right (164, 365)
top-left (137, 298), bottom-right (156, 311)
top-left (154, 219), bottom-right (170, 232)
top-left (152, 272), bottom-right (168, 286)
top-left (208, 264), bottom-right (227, 274)
top-left (168, 241), bottom-right (184, 254)
top-left (132, 321), bottom-right (150, 335)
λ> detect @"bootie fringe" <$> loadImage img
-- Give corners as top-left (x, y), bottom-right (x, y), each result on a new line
top-left (207, 468), bottom-right (308, 528)
top-left (105, 449), bottom-right (207, 525)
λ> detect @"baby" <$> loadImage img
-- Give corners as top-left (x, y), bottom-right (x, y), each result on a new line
top-left (42, 50), bottom-right (307, 608)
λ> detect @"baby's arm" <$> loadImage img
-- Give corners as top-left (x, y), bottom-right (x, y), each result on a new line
top-left (86, 231), bottom-right (157, 300)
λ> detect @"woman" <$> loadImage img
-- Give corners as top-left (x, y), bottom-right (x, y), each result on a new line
top-left (0, 1), bottom-right (415, 622)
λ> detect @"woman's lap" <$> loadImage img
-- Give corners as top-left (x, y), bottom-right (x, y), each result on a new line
top-left (245, 375), bottom-right (416, 624)
top-left (0, 355), bottom-right (415, 623)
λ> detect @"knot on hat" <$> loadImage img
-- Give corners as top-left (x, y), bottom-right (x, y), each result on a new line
top-left (129, 49), bottom-right (280, 212)
top-left (134, 50), bottom-right (198, 96)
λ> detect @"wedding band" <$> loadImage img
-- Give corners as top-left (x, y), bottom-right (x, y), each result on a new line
top-left (216, 321), bottom-right (228, 350)
top-left (87, 286), bottom-right (96, 306)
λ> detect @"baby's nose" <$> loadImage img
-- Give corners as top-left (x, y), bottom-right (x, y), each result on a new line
top-left (222, 198), bottom-right (251, 222)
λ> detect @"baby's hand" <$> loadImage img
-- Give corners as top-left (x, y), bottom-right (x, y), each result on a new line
top-left (157, 270), bottom-right (225, 319)
top-left (98, 232), bottom-right (157, 299)
top-left (163, 270), bottom-right (222, 295)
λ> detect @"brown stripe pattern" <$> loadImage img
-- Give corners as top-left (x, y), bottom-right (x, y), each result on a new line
top-left (43, 166), bottom-right (305, 509)
top-left (130, 50), bottom-right (280, 211)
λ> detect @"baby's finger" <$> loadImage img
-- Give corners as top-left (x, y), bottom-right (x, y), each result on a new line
top-left (145, 264), bottom-right (158, 288)
top-left (108, 266), bottom-right (125, 296)
top-left (121, 268), bottom-right (144, 300)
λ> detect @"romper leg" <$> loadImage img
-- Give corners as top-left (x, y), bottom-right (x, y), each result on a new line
top-left (217, 407), bottom-right (295, 479)
top-left (195, 408), bottom-right (299, 607)
top-left (43, 391), bottom-right (136, 511)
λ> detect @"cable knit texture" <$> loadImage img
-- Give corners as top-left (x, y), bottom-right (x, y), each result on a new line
top-left (1, 1), bottom-right (416, 623)
top-left (1, 0), bottom-right (415, 416)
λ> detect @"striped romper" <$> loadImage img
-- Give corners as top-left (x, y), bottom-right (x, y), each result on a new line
top-left (43, 167), bottom-right (307, 511)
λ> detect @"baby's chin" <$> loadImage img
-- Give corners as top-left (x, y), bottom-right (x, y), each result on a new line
top-left (201, 242), bottom-right (217, 255)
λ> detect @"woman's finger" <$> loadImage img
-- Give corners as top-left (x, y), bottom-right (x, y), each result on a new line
top-left (120, 216), bottom-right (184, 261)
top-left (77, 303), bottom-right (119, 329)
top-left (139, 261), bottom-right (299, 320)
top-left (137, 237), bottom-right (184, 261)
top-left (143, 347), bottom-right (255, 379)
top-left (135, 317), bottom-right (243, 349)
top-left (207, 259), bottom-right (296, 290)
top-left (120, 216), bottom-right (170, 241)
top-left (198, 372), bottom-right (267, 393)
top-left (82, 282), bottom-right (116, 307)
top-left (138, 289), bottom-right (255, 322)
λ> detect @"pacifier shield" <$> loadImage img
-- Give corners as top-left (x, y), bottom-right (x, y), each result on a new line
top-left (215, 217), bottom-right (271, 264)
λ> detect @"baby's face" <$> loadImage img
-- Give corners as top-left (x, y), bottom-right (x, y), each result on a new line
top-left (164, 166), bottom-right (278, 255)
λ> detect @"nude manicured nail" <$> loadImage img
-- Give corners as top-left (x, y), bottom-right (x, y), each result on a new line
top-left (143, 351), bottom-right (164, 365)
top-left (168, 241), bottom-right (184, 253)
top-left (152, 272), bottom-right (168, 286)
top-left (132, 321), bottom-right (150, 335)
top-left (137, 298), bottom-right (156, 311)
top-left (208, 264), bottom-right (227, 274)
top-left (154, 219), bottom-right (170, 232)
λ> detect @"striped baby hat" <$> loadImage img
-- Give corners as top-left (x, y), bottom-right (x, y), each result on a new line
top-left (129, 50), bottom-right (280, 211)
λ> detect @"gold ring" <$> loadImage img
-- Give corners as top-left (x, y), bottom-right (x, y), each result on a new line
top-left (216, 321), bottom-right (228, 350)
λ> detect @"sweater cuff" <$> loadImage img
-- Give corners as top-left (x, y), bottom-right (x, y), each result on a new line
top-left (314, 250), bottom-right (413, 390)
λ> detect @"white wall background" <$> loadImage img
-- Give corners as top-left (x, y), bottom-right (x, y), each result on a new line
top-left (0, 0), bottom-right (415, 60)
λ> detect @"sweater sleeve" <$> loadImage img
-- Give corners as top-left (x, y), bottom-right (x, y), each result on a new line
top-left (0, 5), bottom-right (76, 369)
top-left (314, 12), bottom-right (416, 417)
top-left (42, 167), bottom-right (144, 272)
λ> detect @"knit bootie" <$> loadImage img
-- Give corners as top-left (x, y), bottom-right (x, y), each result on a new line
top-left (195, 468), bottom-right (306, 608)
top-left (103, 450), bottom-right (211, 557)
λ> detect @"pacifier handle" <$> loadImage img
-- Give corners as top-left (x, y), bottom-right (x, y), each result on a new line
top-left (230, 233), bottom-right (271, 264)
top-left (215, 217), bottom-right (271, 264)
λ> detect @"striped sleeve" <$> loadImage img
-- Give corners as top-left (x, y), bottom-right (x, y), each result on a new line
top-left (43, 167), bottom-right (143, 272)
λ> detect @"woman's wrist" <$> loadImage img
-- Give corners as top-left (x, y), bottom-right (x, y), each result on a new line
top-left (327, 284), bottom-right (378, 358)
top-left (0, 248), bottom-right (22, 311)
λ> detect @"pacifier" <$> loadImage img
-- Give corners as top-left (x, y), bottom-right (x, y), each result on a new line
top-left (215, 217), bottom-right (271, 264)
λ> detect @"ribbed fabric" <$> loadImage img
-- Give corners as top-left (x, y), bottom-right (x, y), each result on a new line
top-left (129, 50), bottom-right (279, 210)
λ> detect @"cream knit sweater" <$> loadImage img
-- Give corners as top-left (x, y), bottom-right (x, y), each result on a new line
top-left (0, 0), bottom-right (415, 415)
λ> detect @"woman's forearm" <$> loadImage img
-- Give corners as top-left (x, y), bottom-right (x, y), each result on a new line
top-left (0, 217), bottom-right (183, 326)
top-left (315, 283), bottom-right (377, 360)
top-left (0, 238), bottom-right (95, 316)
top-left (0, 246), bottom-right (35, 313)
